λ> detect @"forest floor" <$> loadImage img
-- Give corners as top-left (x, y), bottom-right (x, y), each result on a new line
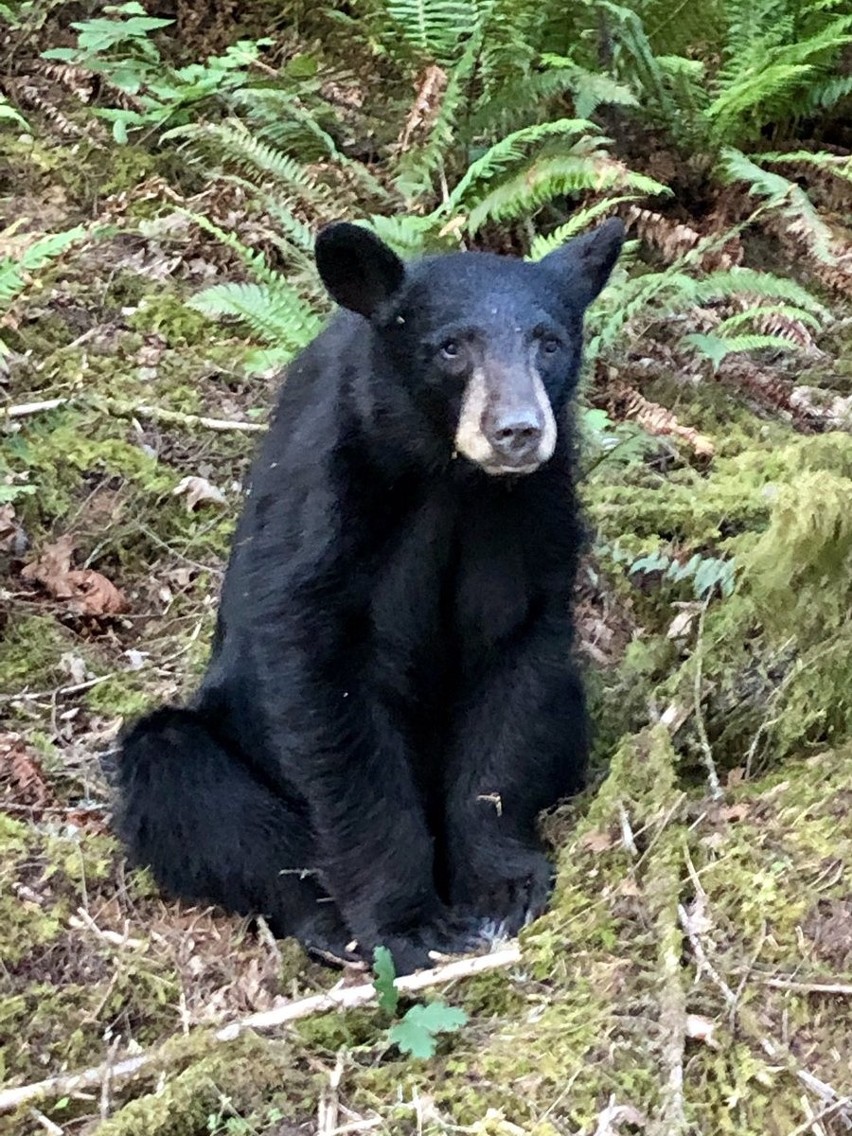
top-left (2, 33), bottom-right (852, 1136)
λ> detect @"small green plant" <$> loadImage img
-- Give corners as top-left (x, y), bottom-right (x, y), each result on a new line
top-left (0, 224), bottom-right (93, 357)
top-left (182, 212), bottom-right (325, 374)
top-left (0, 95), bottom-right (28, 130)
top-left (41, 2), bottom-right (272, 142)
top-left (628, 549), bottom-right (737, 600)
top-left (372, 946), bottom-right (468, 1059)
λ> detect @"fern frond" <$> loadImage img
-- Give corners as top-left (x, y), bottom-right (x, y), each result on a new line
top-left (0, 224), bottom-right (89, 306)
top-left (393, 30), bottom-right (481, 204)
top-left (186, 281), bottom-right (323, 353)
top-left (718, 148), bottom-right (836, 264)
top-left (164, 120), bottom-right (332, 209)
top-left (691, 267), bottom-right (828, 315)
top-left (179, 211), bottom-right (279, 287)
top-left (684, 331), bottom-right (800, 371)
top-left (798, 73), bottom-right (852, 113)
top-left (442, 118), bottom-right (597, 214)
top-left (756, 150), bottom-right (852, 185)
top-left (715, 304), bottom-right (822, 335)
top-left (596, 1), bottom-right (677, 126)
top-left (466, 148), bottom-right (668, 233)
top-left (711, 10), bottom-right (852, 141)
top-left (707, 63), bottom-right (814, 141)
top-left (363, 214), bottom-right (438, 257)
top-left (528, 196), bottom-right (638, 260)
top-left (385, 0), bottom-right (483, 63)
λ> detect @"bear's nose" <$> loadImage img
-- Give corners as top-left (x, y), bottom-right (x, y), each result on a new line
top-left (488, 410), bottom-right (543, 461)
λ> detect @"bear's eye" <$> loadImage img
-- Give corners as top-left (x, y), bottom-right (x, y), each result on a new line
top-left (440, 340), bottom-right (460, 360)
top-left (541, 337), bottom-right (561, 354)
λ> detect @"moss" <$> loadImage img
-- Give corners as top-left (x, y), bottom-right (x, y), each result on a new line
top-left (0, 815), bottom-right (64, 970)
top-left (588, 431), bottom-right (852, 772)
top-left (129, 292), bottom-right (216, 348)
top-left (93, 1034), bottom-right (316, 1136)
top-left (0, 614), bottom-right (76, 691)
top-left (85, 672), bottom-right (160, 719)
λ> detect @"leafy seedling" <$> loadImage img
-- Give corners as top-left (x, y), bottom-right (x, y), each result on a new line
top-left (388, 1001), bottom-right (468, 1059)
top-left (372, 946), bottom-right (468, 1058)
top-left (372, 946), bottom-right (399, 1014)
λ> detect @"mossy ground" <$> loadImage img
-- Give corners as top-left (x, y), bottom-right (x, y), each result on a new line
top-left (2, 60), bottom-right (851, 1136)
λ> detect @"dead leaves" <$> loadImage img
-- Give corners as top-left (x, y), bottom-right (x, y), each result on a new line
top-left (20, 533), bottom-right (128, 616)
top-left (614, 386), bottom-right (716, 458)
top-left (0, 733), bottom-right (52, 809)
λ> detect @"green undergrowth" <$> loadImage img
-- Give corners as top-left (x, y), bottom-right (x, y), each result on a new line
top-left (588, 428), bottom-right (852, 774)
top-left (3, 733), bottom-right (849, 1134)
top-left (309, 734), bottom-right (849, 1134)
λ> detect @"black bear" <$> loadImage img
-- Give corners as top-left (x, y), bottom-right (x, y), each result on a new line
top-left (114, 218), bottom-right (624, 975)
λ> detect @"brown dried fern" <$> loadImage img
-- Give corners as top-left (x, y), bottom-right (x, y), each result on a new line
top-left (625, 206), bottom-right (743, 271)
top-left (611, 385), bottom-right (715, 457)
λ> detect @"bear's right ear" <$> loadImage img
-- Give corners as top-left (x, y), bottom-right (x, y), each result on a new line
top-left (315, 223), bottom-right (406, 319)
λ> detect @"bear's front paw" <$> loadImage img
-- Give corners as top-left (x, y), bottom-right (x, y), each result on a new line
top-left (365, 910), bottom-right (484, 976)
top-left (454, 848), bottom-right (554, 936)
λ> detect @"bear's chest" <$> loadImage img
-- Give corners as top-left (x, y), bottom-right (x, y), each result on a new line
top-left (367, 485), bottom-right (537, 703)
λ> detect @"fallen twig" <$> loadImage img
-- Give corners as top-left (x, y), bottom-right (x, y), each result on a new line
top-left (761, 977), bottom-right (852, 996)
top-left (3, 398), bottom-right (68, 418)
top-left (0, 945), bottom-right (521, 1115)
top-left (3, 396), bottom-right (267, 433)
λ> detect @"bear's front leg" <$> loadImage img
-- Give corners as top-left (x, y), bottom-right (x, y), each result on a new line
top-left (254, 626), bottom-right (480, 973)
top-left (444, 615), bottom-right (588, 934)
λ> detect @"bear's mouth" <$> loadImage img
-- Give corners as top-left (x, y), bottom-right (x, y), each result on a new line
top-left (480, 459), bottom-right (543, 476)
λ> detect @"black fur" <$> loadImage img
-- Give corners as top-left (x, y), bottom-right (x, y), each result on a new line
top-left (114, 219), bottom-right (624, 974)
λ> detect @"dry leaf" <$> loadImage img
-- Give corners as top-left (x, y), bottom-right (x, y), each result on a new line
top-left (398, 64), bottom-right (447, 153)
top-left (172, 475), bottom-right (227, 512)
top-left (718, 803), bottom-right (751, 823)
top-left (667, 606), bottom-right (699, 641)
top-left (0, 734), bottom-right (51, 809)
top-left (21, 534), bottom-right (128, 615)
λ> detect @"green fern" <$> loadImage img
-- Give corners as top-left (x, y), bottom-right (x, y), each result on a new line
top-left (441, 118), bottom-right (597, 214)
top-left (756, 149), bottom-right (852, 186)
top-left (0, 225), bottom-right (89, 306)
top-left (384, 0), bottom-right (485, 62)
top-left (186, 281), bottom-right (324, 363)
top-left (0, 224), bottom-right (92, 355)
top-left (466, 146), bottom-right (667, 233)
top-left (528, 196), bottom-right (638, 259)
top-left (393, 30), bottom-right (482, 203)
top-left (717, 149), bottom-right (837, 264)
top-left (684, 332), bottom-right (800, 372)
top-left (714, 304), bottom-right (822, 335)
top-left (165, 120), bottom-right (332, 210)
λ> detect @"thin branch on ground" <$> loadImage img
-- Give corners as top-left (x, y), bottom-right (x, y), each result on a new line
top-left (0, 945), bottom-right (521, 1115)
top-left (762, 977), bottom-right (852, 996)
top-left (3, 396), bottom-right (267, 433)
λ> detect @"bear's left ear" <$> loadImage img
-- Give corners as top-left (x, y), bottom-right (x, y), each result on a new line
top-left (540, 216), bottom-right (625, 311)
top-left (315, 222), bottom-right (406, 319)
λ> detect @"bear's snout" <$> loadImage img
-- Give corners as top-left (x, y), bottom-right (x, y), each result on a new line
top-left (486, 406), bottom-right (545, 464)
top-left (455, 360), bottom-right (557, 475)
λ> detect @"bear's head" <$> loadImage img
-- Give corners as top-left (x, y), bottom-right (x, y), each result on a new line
top-left (315, 220), bottom-right (624, 476)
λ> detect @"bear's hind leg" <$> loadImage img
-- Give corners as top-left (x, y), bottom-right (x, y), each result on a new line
top-left (113, 707), bottom-right (348, 957)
